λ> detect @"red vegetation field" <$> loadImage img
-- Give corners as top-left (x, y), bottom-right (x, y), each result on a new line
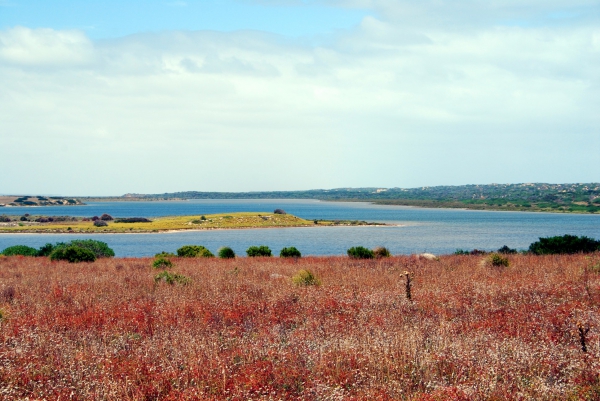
top-left (0, 254), bottom-right (599, 400)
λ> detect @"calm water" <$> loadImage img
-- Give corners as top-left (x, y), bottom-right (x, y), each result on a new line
top-left (1, 199), bottom-right (599, 257)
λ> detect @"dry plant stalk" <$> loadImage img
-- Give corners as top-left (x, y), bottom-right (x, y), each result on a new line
top-left (577, 321), bottom-right (591, 353)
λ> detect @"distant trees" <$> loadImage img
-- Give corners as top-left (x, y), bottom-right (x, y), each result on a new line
top-left (529, 235), bottom-right (600, 255)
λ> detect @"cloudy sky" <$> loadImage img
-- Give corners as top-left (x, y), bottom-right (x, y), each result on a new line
top-left (1, 0), bottom-right (598, 196)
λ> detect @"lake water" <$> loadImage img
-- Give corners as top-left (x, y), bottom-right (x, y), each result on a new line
top-left (1, 199), bottom-right (599, 257)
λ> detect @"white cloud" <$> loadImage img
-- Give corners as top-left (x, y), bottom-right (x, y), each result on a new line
top-left (0, 27), bottom-right (94, 67)
top-left (1, 1), bottom-right (599, 194)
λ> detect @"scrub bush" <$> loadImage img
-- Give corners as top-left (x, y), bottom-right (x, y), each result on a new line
top-left (274, 209), bottom-right (287, 215)
top-left (497, 245), bottom-right (517, 254)
top-left (1, 245), bottom-right (39, 257)
top-left (177, 245), bottom-right (214, 258)
top-left (154, 271), bottom-right (190, 285)
top-left (94, 220), bottom-right (108, 227)
top-left (37, 243), bottom-right (55, 257)
top-left (153, 257), bottom-right (173, 269)
top-left (100, 214), bottom-right (114, 221)
top-left (280, 247), bottom-right (301, 258)
top-left (50, 246), bottom-right (97, 263)
top-left (115, 218), bottom-right (152, 223)
top-left (373, 247), bottom-right (391, 258)
top-left (347, 246), bottom-right (374, 259)
top-left (529, 235), bottom-right (600, 255)
top-left (218, 247), bottom-right (236, 259)
top-left (488, 253), bottom-right (510, 267)
top-left (0, 215), bottom-right (12, 222)
top-left (292, 269), bottom-right (321, 286)
top-left (50, 240), bottom-right (115, 259)
top-left (246, 245), bottom-right (272, 257)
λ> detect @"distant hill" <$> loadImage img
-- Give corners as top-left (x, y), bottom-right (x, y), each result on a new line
top-left (111, 183), bottom-right (600, 214)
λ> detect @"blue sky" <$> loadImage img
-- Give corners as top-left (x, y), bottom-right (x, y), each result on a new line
top-left (0, 0), bottom-right (370, 39)
top-left (1, 0), bottom-right (599, 195)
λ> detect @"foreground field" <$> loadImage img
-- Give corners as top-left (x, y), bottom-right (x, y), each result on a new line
top-left (0, 254), bottom-right (599, 400)
top-left (0, 212), bottom-right (377, 233)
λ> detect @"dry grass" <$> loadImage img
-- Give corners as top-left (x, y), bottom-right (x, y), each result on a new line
top-left (0, 254), bottom-right (599, 400)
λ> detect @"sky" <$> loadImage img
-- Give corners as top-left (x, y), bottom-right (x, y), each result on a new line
top-left (1, 0), bottom-right (599, 196)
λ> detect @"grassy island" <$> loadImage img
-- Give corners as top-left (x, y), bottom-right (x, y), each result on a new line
top-left (0, 212), bottom-right (382, 234)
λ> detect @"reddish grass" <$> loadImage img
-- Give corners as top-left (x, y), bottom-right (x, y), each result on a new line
top-left (0, 254), bottom-right (599, 400)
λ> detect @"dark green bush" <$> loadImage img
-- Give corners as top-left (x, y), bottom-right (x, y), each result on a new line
top-left (347, 246), bottom-right (374, 259)
top-left (94, 220), bottom-right (108, 227)
top-left (177, 245), bottom-right (214, 258)
top-left (280, 247), bottom-right (301, 258)
top-left (529, 235), bottom-right (600, 255)
top-left (0, 215), bottom-right (12, 222)
top-left (373, 247), bottom-right (391, 258)
top-left (19, 216), bottom-right (28, 222)
top-left (50, 240), bottom-right (115, 259)
top-left (497, 245), bottom-right (517, 254)
top-left (100, 213), bottom-right (114, 221)
top-left (155, 251), bottom-right (176, 258)
top-left (115, 218), bottom-right (152, 223)
top-left (37, 243), bottom-right (55, 257)
top-left (1, 245), bottom-right (39, 257)
top-left (50, 246), bottom-right (97, 263)
top-left (246, 245), bottom-right (272, 257)
top-left (274, 209), bottom-right (287, 215)
top-left (152, 257), bottom-right (173, 269)
top-left (218, 247), bottom-right (236, 259)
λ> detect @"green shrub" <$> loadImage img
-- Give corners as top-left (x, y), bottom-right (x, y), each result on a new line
top-left (50, 246), bottom-right (97, 263)
top-left (497, 245), bottom-right (517, 254)
top-left (94, 220), bottom-right (108, 227)
top-left (529, 235), bottom-right (600, 255)
top-left (114, 218), bottom-right (152, 223)
top-left (218, 247), bottom-right (236, 259)
top-left (280, 247), bottom-right (301, 258)
top-left (152, 257), bottom-right (173, 269)
top-left (347, 246), bottom-right (374, 259)
top-left (154, 271), bottom-right (190, 285)
top-left (155, 251), bottom-right (176, 258)
top-left (488, 253), bottom-right (509, 267)
top-left (37, 243), bottom-right (55, 257)
top-left (1, 245), bottom-right (39, 257)
top-left (373, 247), bottom-right (391, 258)
top-left (50, 240), bottom-right (115, 259)
top-left (0, 215), bottom-right (12, 222)
top-left (292, 269), bottom-right (321, 286)
top-left (177, 245), bottom-right (214, 258)
top-left (246, 245), bottom-right (272, 257)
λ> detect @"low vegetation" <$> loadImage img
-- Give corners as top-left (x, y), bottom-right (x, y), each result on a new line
top-left (0, 253), bottom-right (598, 399)
top-left (280, 246), bottom-right (301, 258)
top-left (218, 247), bottom-right (236, 259)
top-left (177, 245), bottom-right (214, 258)
top-left (529, 234), bottom-right (600, 255)
top-left (347, 246), bottom-right (375, 259)
top-left (246, 245), bottom-right (272, 257)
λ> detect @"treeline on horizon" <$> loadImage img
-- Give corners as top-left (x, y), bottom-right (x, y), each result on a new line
top-left (108, 182), bottom-right (600, 213)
